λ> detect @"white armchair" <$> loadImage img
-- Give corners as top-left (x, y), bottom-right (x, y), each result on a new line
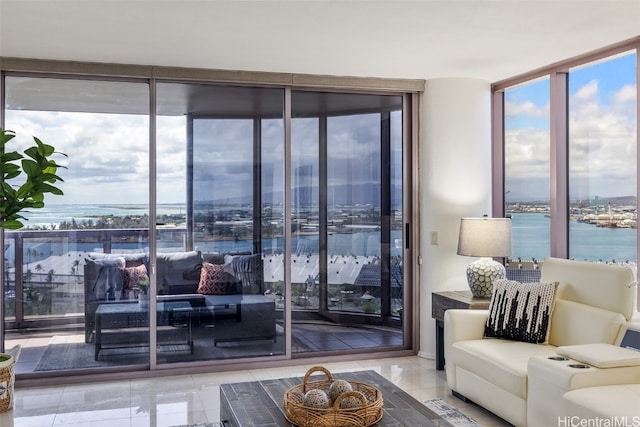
top-left (444, 257), bottom-right (637, 426)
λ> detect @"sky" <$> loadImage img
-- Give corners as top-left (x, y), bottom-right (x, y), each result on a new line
top-left (3, 81), bottom-right (402, 208)
top-left (504, 51), bottom-right (637, 202)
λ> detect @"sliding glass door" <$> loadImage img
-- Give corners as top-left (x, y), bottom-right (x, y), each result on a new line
top-left (290, 91), bottom-right (405, 354)
top-left (2, 74), bottom-right (413, 376)
top-left (3, 75), bottom-right (150, 371)
top-left (155, 83), bottom-right (286, 363)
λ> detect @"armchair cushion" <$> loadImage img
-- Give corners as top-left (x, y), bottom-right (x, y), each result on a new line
top-left (156, 251), bottom-right (202, 294)
top-left (226, 253), bottom-right (263, 294)
top-left (485, 279), bottom-right (559, 344)
top-left (563, 384), bottom-right (640, 419)
top-left (452, 339), bottom-right (558, 398)
top-left (548, 300), bottom-right (627, 346)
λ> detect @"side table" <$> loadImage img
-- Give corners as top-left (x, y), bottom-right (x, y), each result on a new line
top-left (431, 290), bottom-right (490, 370)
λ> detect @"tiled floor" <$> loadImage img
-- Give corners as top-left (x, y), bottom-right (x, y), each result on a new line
top-left (0, 356), bottom-right (512, 427)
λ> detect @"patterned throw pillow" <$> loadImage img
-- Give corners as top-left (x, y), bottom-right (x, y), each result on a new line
top-left (485, 279), bottom-right (559, 344)
top-left (121, 264), bottom-right (149, 293)
top-left (198, 262), bottom-right (228, 295)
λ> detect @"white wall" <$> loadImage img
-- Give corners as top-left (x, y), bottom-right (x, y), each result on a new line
top-left (418, 78), bottom-right (492, 359)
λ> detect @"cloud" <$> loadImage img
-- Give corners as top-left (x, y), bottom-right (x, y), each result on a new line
top-left (612, 84), bottom-right (636, 105)
top-left (574, 79), bottom-right (599, 101)
top-left (5, 83), bottom-right (401, 211)
top-left (504, 100), bottom-right (549, 118)
top-left (506, 77), bottom-right (637, 201)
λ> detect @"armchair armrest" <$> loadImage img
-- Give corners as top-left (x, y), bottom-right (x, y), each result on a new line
top-left (557, 343), bottom-right (640, 368)
top-left (444, 309), bottom-right (489, 346)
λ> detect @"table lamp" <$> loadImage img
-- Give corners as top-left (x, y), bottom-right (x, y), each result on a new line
top-left (457, 216), bottom-right (512, 297)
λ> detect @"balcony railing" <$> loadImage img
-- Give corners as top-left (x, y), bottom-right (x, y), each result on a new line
top-left (3, 228), bottom-right (402, 332)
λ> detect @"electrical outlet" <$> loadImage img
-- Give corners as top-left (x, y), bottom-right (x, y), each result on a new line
top-left (430, 231), bottom-right (438, 245)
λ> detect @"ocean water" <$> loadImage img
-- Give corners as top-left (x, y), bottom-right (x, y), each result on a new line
top-left (9, 204), bottom-right (403, 260)
top-left (13, 206), bottom-right (638, 263)
top-left (511, 212), bottom-right (637, 262)
top-left (20, 204), bottom-right (185, 227)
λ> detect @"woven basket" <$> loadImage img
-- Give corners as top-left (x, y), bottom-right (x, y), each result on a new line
top-left (0, 348), bottom-right (17, 413)
top-left (283, 366), bottom-right (383, 427)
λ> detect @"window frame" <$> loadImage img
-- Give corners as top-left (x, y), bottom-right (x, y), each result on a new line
top-left (0, 57), bottom-right (422, 370)
top-left (493, 37), bottom-right (640, 263)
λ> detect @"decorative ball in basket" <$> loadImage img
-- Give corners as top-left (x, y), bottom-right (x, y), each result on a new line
top-left (283, 366), bottom-right (383, 427)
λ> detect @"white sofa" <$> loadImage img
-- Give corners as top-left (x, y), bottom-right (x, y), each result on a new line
top-left (563, 384), bottom-right (640, 420)
top-left (444, 257), bottom-right (638, 426)
top-left (556, 322), bottom-right (640, 423)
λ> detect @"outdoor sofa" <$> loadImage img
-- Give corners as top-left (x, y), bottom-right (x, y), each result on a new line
top-left (83, 250), bottom-right (275, 346)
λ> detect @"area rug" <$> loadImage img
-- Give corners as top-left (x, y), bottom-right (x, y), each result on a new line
top-left (34, 327), bottom-right (300, 371)
top-left (34, 321), bottom-right (399, 371)
top-left (423, 398), bottom-right (484, 426)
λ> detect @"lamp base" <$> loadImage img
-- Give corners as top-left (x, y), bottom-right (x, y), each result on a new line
top-left (466, 258), bottom-right (505, 298)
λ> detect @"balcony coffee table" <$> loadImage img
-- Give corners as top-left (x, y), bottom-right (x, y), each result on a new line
top-left (220, 369), bottom-right (445, 426)
top-left (94, 301), bottom-right (194, 360)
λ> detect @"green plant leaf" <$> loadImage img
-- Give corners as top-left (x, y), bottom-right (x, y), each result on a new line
top-left (21, 159), bottom-right (41, 177)
top-left (1, 152), bottom-right (23, 162)
top-left (1, 220), bottom-right (24, 230)
top-left (0, 130), bottom-right (15, 145)
top-left (16, 182), bottom-right (34, 199)
top-left (37, 183), bottom-right (64, 195)
top-left (0, 129), bottom-right (66, 229)
top-left (33, 137), bottom-right (55, 157)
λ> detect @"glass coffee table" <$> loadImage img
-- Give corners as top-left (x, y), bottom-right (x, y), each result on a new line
top-left (94, 301), bottom-right (194, 360)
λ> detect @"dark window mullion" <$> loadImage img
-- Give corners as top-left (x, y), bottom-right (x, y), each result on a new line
top-left (318, 116), bottom-right (328, 312)
top-left (380, 111), bottom-right (392, 319)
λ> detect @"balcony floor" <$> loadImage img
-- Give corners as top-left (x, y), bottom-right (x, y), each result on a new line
top-left (7, 320), bottom-right (404, 374)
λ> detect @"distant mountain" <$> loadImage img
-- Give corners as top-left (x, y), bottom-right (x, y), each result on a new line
top-left (593, 195), bottom-right (637, 205)
top-left (195, 183), bottom-right (403, 209)
top-left (508, 195), bottom-right (638, 206)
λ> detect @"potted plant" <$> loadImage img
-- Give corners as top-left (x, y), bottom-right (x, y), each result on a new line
top-left (0, 129), bottom-right (66, 355)
top-left (0, 129), bottom-right (67, 229)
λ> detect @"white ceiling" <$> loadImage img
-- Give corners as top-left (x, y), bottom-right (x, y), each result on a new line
top-left (1, 0), bottom-right (640, 83)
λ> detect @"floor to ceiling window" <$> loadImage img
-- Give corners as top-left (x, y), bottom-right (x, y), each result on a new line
top-left (495, 43), bottom-right (639, 309)
top-left (1, 63), bottom-right (417, 378)
top-left (568, 52), bottom-right (638, 263)
top-left (3, 75), bottom-right (151, 371)
top-left (503, 78), bottom-right (551, 263)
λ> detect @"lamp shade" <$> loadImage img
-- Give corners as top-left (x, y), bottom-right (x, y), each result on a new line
top-left (457, 217), bottom-right (512, 258)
